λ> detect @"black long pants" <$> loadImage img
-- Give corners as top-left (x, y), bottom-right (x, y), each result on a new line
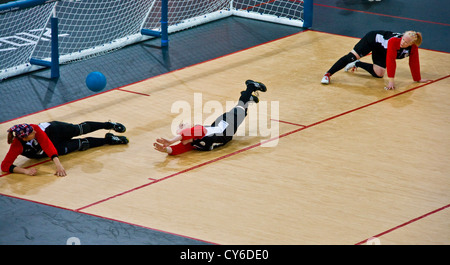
top-left (45, 121), bottom-right (110, 155)
top-left (195, 87), bottom-right (253, 149)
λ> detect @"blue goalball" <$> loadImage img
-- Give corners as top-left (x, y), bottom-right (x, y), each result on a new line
top-left (86, 71), bottom-right (107, 92)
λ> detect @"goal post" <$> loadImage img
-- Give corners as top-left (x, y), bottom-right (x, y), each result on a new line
top-left (0, 0), bottom-right (313, 80)
top-left (29, 15), bottom-right (60, 79)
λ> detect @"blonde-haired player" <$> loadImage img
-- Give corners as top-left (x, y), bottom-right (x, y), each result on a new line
top-left (321, 30), bottom-right (430, 89)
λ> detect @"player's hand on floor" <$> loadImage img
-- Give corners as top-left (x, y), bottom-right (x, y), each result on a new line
top-left (153, 142), bottom-right (166, 153)
top-left (156, 137), bottom-right (171, 147)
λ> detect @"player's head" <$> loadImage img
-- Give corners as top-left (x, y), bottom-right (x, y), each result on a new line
top-left (176, 121), bottom-right (191, 135)
top-left (7, 124), bottom-right (35, 144)
top-left (401, 31), bottom-right (422, 48)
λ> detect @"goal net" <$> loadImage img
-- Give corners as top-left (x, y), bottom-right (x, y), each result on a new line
top-left (0, 0), bottom-right (311, 80)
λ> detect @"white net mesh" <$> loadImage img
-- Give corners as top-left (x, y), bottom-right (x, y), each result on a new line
top-left (233, 0), bottom-right (304, 18)
top-left (0, 1), bottom-right (56, 78)
top-left (34, 0), bottom-right (155, 64)
top-left (0, 0), bottom-right (306, 80)
top-left (232, 0), bottom-right (305, 27)
top-left (149, 0), bottom-right (230, 29)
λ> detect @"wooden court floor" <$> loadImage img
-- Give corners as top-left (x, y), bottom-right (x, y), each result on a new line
top-left (1, 31), bottom-right (449, 245)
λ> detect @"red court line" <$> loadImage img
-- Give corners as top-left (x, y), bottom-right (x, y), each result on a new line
top-left (271, 119), bottom-right (306, 127)
top-left (315, 3), bottom-right (450, 27)
top-left (0, 87), bottom-right (149, 125)
top-left (117, 88), bottom-right (150, 96)
top-left (77, 74), bottom-right (449, 212)
top-left (0, 88), bottom-right (115, 125)
top-left (355, 204), bottom-right (450, 245)
top-left (307, 75), bottom-right (449, 126)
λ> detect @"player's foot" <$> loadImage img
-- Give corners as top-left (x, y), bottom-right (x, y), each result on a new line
top-left (105, 133), bottom-right (129, 145)
top-left (246, 80), bottom-right (267, 92)
top-left (344, 60), bottom-right (359, 72)
top-left (108, 122), bottom-right (126, 133)
top-left (321, 73), bottom-right (331, 84)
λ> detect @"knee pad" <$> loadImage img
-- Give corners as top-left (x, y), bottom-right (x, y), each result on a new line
top-left (345, 52), bottom-right (357, 63)
top-left (78, 122), bottom-right (91, 135)
top-left (78, 138), bottom-right (90, 151)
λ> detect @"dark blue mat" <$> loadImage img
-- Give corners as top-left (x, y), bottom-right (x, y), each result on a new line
top-left (0, 194), bottom-right (211, 245)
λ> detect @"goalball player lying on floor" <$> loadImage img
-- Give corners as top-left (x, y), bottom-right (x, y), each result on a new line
top-left (153, 80), bottom-right (267, 155)
top-left (2, 121), bottom-right (129, 176)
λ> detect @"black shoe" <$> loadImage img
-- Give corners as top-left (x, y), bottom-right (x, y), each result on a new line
top-left (108, 122), bottom-right (126, 133)
top-left (245, 80), bottom-right (267, 92)
top-left (105, 133), bottom-right (129, 145)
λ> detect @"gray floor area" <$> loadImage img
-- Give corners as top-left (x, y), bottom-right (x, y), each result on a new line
top-left (1, 0), bottom-right (449, 245)
top-left (0, 195), bottom-right (211, 245)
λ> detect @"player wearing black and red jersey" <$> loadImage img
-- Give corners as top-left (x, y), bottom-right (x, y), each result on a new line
top-left (1, 121), bottom-right (128, 176)
top-left (153, 80), bottom-right (267, 155)
top-left (321, 30), bottom-right (430, 89)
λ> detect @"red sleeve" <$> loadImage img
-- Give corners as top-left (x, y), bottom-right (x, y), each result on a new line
top-left (180, 125), bottom-right (206, 141)
top-left (386, 37), bottom-right (400, 79)
top-left (169, 142), bottom-right (195, 155)
top-left (408, 45), bottom-right (421, 81)
top-left (32, 124), bottom-right (58, 159)
top-left (1, 139), bottom-right (23, 173)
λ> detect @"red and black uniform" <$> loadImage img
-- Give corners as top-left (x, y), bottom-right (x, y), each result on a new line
top-left (354, 30), bottom-right (421, 80)
top-left (2, 121), bottom-right (120, 173)
top-left (1, 124), bottom-right (58, 173)
top-left (169, 125), bottom-right (207, 155)
top-left (325, 30), bottom-right (421, 80)
top-left (169, 86), bottom-right (256, 155)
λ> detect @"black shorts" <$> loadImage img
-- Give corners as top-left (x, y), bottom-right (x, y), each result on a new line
top-left (45, 121), bottom-right (82, 155)
top-left (353, 31), bottom-right (388, 68)
top-left (45, 121), bottom-right (80, 144)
